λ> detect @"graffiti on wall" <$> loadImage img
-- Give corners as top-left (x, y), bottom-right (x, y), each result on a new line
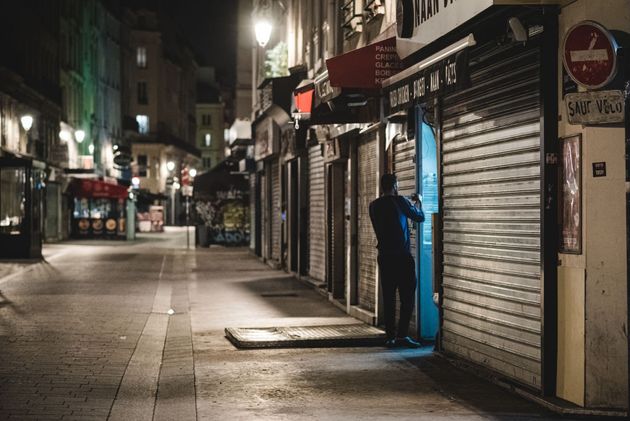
top-left (196, 187), bottom-right (250, 245)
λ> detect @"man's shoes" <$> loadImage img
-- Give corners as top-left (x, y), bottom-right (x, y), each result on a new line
top-left (396, 336), bottom-right (422, 348)
top-left (385, 338), bottom-right (397, 348)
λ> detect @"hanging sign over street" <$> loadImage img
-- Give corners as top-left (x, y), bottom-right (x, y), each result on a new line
top-left (565, 90), bottom-right (625, 125)
top-left (562, 20), bottom-right (618, 89)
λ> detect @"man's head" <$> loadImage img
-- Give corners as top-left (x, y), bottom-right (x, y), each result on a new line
top-left (381, 173), bottom-right (398, 195)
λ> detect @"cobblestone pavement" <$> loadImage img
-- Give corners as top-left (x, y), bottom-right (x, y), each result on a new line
top-left (0, 229), bottom-right (579, 420)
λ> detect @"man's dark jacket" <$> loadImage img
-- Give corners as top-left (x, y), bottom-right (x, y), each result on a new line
top-left (369, 195), bottom-right (425, 255)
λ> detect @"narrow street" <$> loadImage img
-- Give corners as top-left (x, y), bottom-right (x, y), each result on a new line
top-left (0, 229), bottom-right (570, 420)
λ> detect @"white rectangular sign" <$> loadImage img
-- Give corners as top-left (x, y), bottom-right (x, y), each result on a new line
top-left (565, 90), bottom-right (625, 125)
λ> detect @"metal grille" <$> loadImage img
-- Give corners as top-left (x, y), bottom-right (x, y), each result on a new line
top-left (271, 159), bottom-right (281, 262)
top-left (308, 145), bottom-right (326, 282)
top-left (392, 134), bottom-right (417, 333)
top-left (260, 172), bottom-right (268, 260)
top-left (250, 173), bottom-right (256, 251)
top-left (440, 40), bottom-right (542, 389)
top-left (357, 132), bottom-right (378, 312)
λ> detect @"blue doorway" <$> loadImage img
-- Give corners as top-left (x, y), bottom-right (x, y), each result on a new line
top-left (416, 108), bottom-right (439, 341)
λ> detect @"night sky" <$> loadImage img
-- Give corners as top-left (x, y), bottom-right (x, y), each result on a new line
top-left (128, 0), bottom-right (238, 89)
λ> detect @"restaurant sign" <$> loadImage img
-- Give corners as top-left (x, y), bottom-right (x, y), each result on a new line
top-left (254, 116), bottom-right (279, 161)
top-left (565, 90), bottom-right (625, 125)
top-left (384, 49), bottom-right (469, 114)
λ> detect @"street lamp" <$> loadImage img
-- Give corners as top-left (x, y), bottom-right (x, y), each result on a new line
top-left (20, 115), bottom-right (33, 132)
top-left (189, 168), bottom-right (197, 178)
top-left (255, 19), bottom-right (272, 47)
top-left (75, 130), bottom-right (85, 143)
top-left (59, 130), bottom-right (72, 143)
top-left (166, 161), bottom-right (175, 172)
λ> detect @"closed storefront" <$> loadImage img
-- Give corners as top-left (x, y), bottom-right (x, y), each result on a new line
top-left (271, 159), bottom-right (281, 264)
top-left (308, 144), bottom-right (326, 282)
top-left (356, 131), bottom-right (378, 312)
top-left (260, 170), bottom-right (269, 260)
top-left (384, 4), bottom-right (559, 394)
top-left (440, 38), bottom-right (543, 389)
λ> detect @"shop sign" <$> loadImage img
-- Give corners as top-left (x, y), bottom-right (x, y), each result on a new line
top-left (323, 138), bottom-right (349, 163)
top-left (396, 0), bottom-right (493, 58)
top-left (565, 90), bottom-right (625, 125)
top-left (254, 116), bottom-right (278, 161)
top-left (51, 144), bottom-right (69, 166)
top-left (326, 37), bottom-right (403, 89)
top-left (315, 72), bottom-right (342, 104)
top-left (385, 50), bottom-right (469, 114)
top-left (562, 21), bottom-right (618, 89)
top-left (113, 151), bottom-right (132, 168)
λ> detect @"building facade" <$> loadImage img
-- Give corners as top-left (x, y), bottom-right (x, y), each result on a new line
top-left (249, 0), bottom-right (630, 413)
top-left (196, 67), bottom-right (225, 172)
top-left (124, 9), bottom-right (200, 226)
top-left (0, 0), bottom-right (61, 255)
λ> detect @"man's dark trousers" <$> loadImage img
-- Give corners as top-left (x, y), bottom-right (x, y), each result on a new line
top-left (378, 251), bottom-right (416, 340)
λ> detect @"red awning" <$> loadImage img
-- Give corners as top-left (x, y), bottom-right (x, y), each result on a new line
top-left (68, 178), bottom-right (128, 200)
top-left (326, 37), bottom-right (402, 89)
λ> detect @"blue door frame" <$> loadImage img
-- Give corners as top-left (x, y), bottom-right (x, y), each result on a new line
top-left (416, 107), bottom-right (439, 341)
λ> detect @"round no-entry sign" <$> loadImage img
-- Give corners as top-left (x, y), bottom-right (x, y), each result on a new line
top-left (562, 20), bottom-right (618, 89)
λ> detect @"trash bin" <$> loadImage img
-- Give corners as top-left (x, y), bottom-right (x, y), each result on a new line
top-left (196, 225), bottom-right (209, 247)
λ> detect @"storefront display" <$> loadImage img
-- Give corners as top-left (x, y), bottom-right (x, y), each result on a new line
top-left (0, 156), bottom-right (45, 258)
top-left (68, 178), bottom-right (128, 239)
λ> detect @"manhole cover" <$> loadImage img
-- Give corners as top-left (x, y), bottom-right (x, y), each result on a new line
top-left (225, 324), bottom-right (386, 348)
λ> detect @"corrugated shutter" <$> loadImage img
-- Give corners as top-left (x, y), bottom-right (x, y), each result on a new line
top-left (392, 134), bottom-right (417, 332)
top-left (308, 145), bottom-right (326, 282)
top-left (440, 40), bottom-right (542, 389)
top-left (250, 173), bottom-right (256, 251)
top-left (260, 171), bottom-right (268, 260)
top-left (271, 159), bottom-right (281, 262)
top-left (357, 132), bottom-right (378, 312)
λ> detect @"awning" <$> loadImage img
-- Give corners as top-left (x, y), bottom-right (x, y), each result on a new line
top-left (290, 72), bottom-right (379, 125)
top-left (293, 79), bottom-right (314, 115)
top-left (68, 178), bottom-right (128, 200)
top-left (326, 37), bottom-right (402, 89)
top-left (382, 34), bottom-right (476, 115)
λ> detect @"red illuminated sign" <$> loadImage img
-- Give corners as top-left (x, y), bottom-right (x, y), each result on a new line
top-left (562, 21), bottom-right (618, 89)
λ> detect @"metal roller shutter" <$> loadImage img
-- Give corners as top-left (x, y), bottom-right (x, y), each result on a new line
top-left (308, 145), bottom-right (326, 282)
top-left (260, 171), bottom-right (268, 260)
top-left (440, 40), bottom-right (542, 389)
top-left (357, 133), bottom-right (378, 312)
top-left (271, 159), bottom-right (281, 262)
top-left (392, 134), bottom-right (417, 332)
top-left (249, 173), bottom-right (256, 251)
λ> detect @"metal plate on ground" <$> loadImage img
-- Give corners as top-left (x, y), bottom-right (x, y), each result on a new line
top-left (225, 324), bottom-right (386, 349)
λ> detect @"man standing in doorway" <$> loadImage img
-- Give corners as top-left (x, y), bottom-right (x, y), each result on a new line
top-left (369, 173), bottom-right (425, 348)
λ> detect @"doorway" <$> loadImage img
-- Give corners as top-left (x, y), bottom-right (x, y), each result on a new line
top-left (416, 107), bottom-right (439, 341)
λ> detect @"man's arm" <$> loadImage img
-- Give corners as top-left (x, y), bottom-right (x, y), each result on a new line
top-left (399, 196), bottom-right (425, 223)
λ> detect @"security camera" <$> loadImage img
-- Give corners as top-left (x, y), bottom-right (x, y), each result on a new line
top-left (508, 17), bottom-right (528, 43)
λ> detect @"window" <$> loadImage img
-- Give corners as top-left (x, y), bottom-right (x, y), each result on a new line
top-left (0, 168), bottom-right (26, 235)
top-left (204, 133), bottom-right (211, 147)
top-left (137, 47), bottom-right (147, 68)
top-left (136, 115), bottom-right (149, 134)
top-left (137, 154), bottom-right (148, 177)
top-left (203, 157), bottom-right (212, 169)
top-left (137, 81), bottom-right (148, 104)
top-left (201, 114), bottom-right (212, 126)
